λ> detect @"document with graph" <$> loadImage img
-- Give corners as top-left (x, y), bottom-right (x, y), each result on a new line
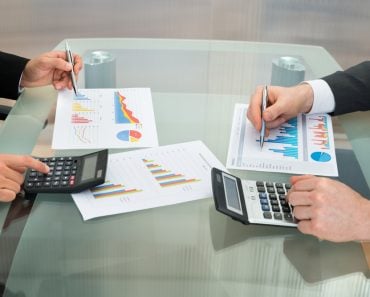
top-left (52, 88), bottom-right (158, 149)
top-left (72, 141), bottom-right (227, 220)
top-left (227, 104), bottom-right (338, 176)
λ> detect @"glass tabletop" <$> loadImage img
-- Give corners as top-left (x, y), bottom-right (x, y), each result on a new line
top-left (1, 38), bottom-right (369, 296)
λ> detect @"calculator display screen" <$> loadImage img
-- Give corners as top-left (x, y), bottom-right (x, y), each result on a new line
top-left (81, 154), bottom-right (98, 181)
top-left (223, 174), bottom-right (243, 215)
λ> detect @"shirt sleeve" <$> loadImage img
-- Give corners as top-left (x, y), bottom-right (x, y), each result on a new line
top-left (304, 79), bottom-right (335, 114)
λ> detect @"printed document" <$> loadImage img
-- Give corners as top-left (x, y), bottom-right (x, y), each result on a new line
top-left (52, 88), bottom-right (158, 149)
top-left (227, 104), bottom-right (338, 176)
top-left (72, 141), bottom-right (226, 220)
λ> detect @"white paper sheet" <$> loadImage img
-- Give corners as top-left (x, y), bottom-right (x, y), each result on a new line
top-left (227, 104), bottom-right (338, 176)
top-left (72, 141), bottom-right (226, 220)
top-left (52, 88), bottom-right (158, 149)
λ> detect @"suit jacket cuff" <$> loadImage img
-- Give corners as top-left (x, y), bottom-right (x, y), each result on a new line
top-left (0, 52), bottom-right (29, 99)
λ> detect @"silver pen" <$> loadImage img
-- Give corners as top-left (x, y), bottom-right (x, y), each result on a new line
top-left (65, 41), bottom-right (78, 95)
top-left (259, 85), bottom-right (268, 149)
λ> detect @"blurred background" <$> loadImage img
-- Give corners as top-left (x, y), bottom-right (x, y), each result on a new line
top-left (1, 0), bottom-right (369, 70)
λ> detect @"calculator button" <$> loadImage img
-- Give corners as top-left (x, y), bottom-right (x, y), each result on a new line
top-left (284, 213), bottom-right (294, 222)
top-left (29, 172), bottom-right (37, 177)
top-left (261, 204), bottom-right (270, 211)
top-left (259, 192), bottom-right (267, 199)
top-left (275, 183), bottom-right (283, 188)
top-left (274, 213), bottom-right (283, 220)
top-left (285, 184), bottom-right (292, 190)
top-left (52, 181), bottom-right (60, 187)
top-left (256, 181), bottom-right (264, 187)
top-left (282, 206), bottom-right (291, 213)
top-left (43, 182), bottom-right (51, 187)
top-left (279, 194), bottom-right (286, 200)
top-left (26, 182), bottom-right (34, 188)
top-left (257, 186), bottom-right (266, 193)
top-left (267, 187), bottom-right (275, 193)
top-left (35, 182), bottom-right (42, 187)
top-left (260, 198), bottom-right (268, 205)
top-left (266, 182), bottom-right (274, 187)
top-left (272, 205), bottom-right (281, 212)
top-left (280, 199), bottom-right (288, 207)
top-left (277, 188), bottom-right (286, 194)
top-left (63, 171), bottom-right (71, 176)
top-left (269, 193), bottom-right (277, 200)
top-left (263, 212), bottom-right (272, 219)
top-left (61, 181), bottom-right (69, 186)
top-left (69, 180), bottom-right (75, 186)
top-left (270, 200), bottom-right (279, 206)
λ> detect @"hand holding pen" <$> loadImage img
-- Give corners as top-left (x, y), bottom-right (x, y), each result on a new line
top-left (20, 48), bottom-right (82, 91)
top-left (247, 84), bottom-right (315, 138)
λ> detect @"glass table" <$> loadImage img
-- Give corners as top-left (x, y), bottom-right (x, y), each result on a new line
top-left (0, 38), bottom-right (369, 296)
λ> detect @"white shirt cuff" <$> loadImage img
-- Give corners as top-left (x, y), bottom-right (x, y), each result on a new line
top-left (304, 79), bottom-right (335, 114)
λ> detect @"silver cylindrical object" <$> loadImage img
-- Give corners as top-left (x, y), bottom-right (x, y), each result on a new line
top-left (84, 51), bottom-right (116, 88)
top-left (271, 56), bottom-right (305, 87)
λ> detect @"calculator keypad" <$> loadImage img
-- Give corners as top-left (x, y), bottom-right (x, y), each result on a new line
top-left (25, 157), bottom-right (78, 190)
top-left (256, 181), bottom-right (295, 223)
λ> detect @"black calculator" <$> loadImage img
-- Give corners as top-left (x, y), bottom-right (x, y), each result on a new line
top-left (24, 149), bottom-right (108, 193)
top-left (211, 167), bottom-right (297, 227)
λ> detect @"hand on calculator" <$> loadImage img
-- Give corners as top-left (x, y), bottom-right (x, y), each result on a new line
top-left (0, 154), bottom-right (49, 202)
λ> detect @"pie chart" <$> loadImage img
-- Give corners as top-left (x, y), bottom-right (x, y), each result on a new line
top-left (310, 151), bottom-right (331, 162)
top-left (116, 130), bottom-right (142, 142)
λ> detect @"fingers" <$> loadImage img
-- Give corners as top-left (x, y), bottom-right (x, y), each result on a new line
top-left (0, 155), bottom-right (49, 202)
top-left (0, 189), bottom-right (18, 202)
top-left (2, 155), bottom-right (49, 174)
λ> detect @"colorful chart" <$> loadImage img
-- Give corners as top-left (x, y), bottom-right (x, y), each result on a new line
top-left (74, 92), bottom-right (90, 100)
top-left (91, 181), bottom-right (141, 199)
top-left (309, 116), bottom-right (330, 149)
top-left (71, 114), bottom-right (92, 124)
top-left (72, 102), bottom-right (94, 112)
top-left (143, 159), bottom-right (200, 187)
top-left (116, 130), bottom-right (142, 142)
top-left (114, 91), bottom-right (140, 124)
top-left (263, 118), bottom-right (299, 159)
top-left (311, 151), bottom-right (331, 162)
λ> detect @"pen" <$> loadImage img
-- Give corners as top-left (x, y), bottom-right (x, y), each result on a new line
top-left (65, 41), bottom-right (78, 95)
top-left (259, 85), bottom-right (268, 149)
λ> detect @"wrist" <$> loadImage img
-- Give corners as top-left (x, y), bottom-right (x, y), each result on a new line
top-left (297, 83), bottom-right (314, 113)
top-left (356, 199), bottom-right (370, 242)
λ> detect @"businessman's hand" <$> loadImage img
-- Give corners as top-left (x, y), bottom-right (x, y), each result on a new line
top-left (247, 84), bottom-right (314, 134)
top-left (21, 51), bottom-right (83, 91)
top-left (0, 155), bottom-right (49, 202)
top-left (287, 175), bottom-right (370, 242)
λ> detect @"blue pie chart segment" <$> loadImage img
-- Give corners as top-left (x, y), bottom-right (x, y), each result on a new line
top-left (310, 151), bottom-right (331, 162)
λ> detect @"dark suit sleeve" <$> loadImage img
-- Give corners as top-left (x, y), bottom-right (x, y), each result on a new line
top-left (322, 61), bottom-right (370, 116)
top-left (0, 51), bottom-right (29, 99)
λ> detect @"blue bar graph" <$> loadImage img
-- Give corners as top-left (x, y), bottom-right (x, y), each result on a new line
top-left (264, 118), bottom-right (298, 159)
